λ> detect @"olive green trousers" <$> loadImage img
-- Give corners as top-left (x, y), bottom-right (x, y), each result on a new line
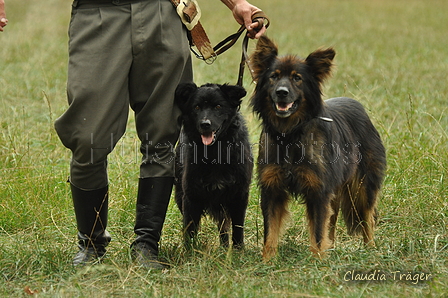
top-left (55, 0), bottom-right (193, 190)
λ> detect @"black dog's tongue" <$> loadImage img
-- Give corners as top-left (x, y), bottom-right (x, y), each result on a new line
top-left (201, 132), bottom-right (215, 146)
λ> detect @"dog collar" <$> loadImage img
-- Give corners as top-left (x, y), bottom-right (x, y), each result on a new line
top-left (318, 116), bottom-right (333, 122)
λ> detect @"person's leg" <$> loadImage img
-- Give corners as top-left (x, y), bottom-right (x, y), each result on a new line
top-left (128, 0), bottom-right (193, 269)
top-left (70, 184), bottom-right (111, 266)
top-left (55, 4), bottom-right (133, 266)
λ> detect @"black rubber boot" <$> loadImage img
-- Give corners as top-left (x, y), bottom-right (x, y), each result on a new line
top-left (131, 177), bottom-right (173, 270)
top-left (71, 184), bottom-right (111, 267)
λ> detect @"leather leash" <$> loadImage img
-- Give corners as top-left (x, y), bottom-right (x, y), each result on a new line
top-left (206, 11), bottom-right (270, 87)
top-left (235, 13), bottom-right (269, 86)
top-left (169, 0), bottom-right (269, 86)
top-left (169, 0), bottom-right (216, 60)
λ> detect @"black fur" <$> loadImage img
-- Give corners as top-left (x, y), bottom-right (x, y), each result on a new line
top-left (174, 83), bottom-right (253, 248)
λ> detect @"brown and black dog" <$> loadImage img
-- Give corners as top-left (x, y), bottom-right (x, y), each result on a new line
top-left (249, 36), bottom-right (386, 260)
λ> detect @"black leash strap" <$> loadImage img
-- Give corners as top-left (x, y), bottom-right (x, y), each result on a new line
top-left (237, 34), bottom-right (250, 87)
top-left (235, 13), bottom-right (270, 86)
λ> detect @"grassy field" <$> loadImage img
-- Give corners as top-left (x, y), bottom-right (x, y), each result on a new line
top-left (0, 0), bottom-right (447, 297)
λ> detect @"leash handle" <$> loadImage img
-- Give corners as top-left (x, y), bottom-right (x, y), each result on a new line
top-left (215, 11), bottom-right (270, 57)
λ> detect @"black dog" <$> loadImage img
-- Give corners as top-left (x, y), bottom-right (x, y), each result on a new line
top-left (250, 36), bottom-right (386, 260)
top-left (174, 83), bottom-right (253, 248)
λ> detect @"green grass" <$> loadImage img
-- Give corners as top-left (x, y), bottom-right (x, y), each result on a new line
top-left (1, 0), bottom-right (447, 296)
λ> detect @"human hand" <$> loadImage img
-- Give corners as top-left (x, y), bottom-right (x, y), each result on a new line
top-left (227, 0), bottom-right (267, 39)
top-left (0, 18), bottom-right (7, 32)
top-left (245, 15), bottom-right (267, 39)
top-left (0, 0), bottom-right (7, 32)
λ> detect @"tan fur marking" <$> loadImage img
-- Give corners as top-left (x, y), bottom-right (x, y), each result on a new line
top-left (260, 164), bottom-right (284, 189)
top-left (294, 167), bottom-right (323, 190)
top-left (262, 200), bottom-right (289, 262)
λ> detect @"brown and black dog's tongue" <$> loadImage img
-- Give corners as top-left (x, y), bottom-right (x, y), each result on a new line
top-left (201, 132), bottom-right (215, 146)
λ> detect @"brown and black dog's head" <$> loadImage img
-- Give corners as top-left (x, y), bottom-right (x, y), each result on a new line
top-left (250, 35), bottom-right (335, 133)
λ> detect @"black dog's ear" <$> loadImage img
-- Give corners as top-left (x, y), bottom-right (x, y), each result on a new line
top-left (249, 35), bottom-right (278, 81)
top-left (305, 47), bottom-right (335, 84)
top-left (175, 82), bottom-right (198, 112)
top-left (219, 84), bottom-right (247, 108)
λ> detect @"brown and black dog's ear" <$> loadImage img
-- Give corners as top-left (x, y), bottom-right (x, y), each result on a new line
top-left (249, 35), bottom-right (278, 81)
top-left (175, 82), bottom-right (198, 113)
top-left (305, 47), bottom-right (335, 83)
top-left (219, 84), bottom-right (247, 109)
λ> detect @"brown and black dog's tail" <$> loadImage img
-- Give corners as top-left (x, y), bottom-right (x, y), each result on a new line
top-left (339, 149), bottom-right (386, 246)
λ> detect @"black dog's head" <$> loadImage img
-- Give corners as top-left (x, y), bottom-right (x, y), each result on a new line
top-left (249, 35), bottom-right (335, 132)
top-left (175, 83), bottom-right (247, 146)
